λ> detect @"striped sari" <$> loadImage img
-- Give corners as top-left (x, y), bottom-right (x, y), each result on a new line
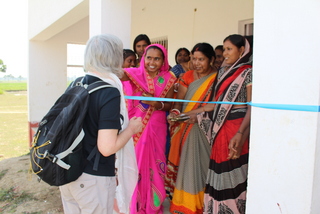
top-left (199, 39), bottom-right (252, 214)
top-left (166, 71), bottom-right (217, 214)
top-left (202, 64), bottom-right (251, 214)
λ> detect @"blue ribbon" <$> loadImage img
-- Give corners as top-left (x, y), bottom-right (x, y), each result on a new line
top-left (124, 96), bottom-right (320, 112)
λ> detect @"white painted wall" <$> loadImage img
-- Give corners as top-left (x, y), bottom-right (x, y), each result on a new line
top-left (313, 110), bottom-right (320, 213)
top-left (28, 0), bottom-right (132, 141)
top-left (28, 0), bottom-right (253, 124)
top-left (247, 0), bottom-right (320, 213)
top-left (29, 0), bottom-right (89, 40)
top-left (27, 1), bottom-right (320, 213)
top-left (89, 0), bottom-right (132, 48)
top-left (28, 40), bottom-right (67, 121)
top-left (131, 0), bottom-right (253, 66)
top-left (28, 17), bottom-right (89, 138)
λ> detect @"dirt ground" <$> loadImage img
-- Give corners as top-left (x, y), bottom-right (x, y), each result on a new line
top-left (0, 155), bottom-right (64, 214)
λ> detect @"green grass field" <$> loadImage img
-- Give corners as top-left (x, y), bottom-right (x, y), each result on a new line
top-left (0, 82), bottom-right (29, 160)
top-left (0, 82), bottom-right (27, 94)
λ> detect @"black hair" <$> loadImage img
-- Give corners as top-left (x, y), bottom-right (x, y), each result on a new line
top-left (191, 43), bottom-right (216, 61)
top-left (133, 34), bottom-right (151, 53)
top-left (215, 45), bottom-right (223, 51)
top-left (174, 47), bottom-right (190, 64)
top-left (145, 45), bottom-right (164, 59)
top-left (210, 34), bottom-right (251, 103)
top-left (223, 34), bottom-right (246, 49)
top-left (223, 34), bottom-right (251, 65)
top-left (123, 49), bottom-right (136, 61)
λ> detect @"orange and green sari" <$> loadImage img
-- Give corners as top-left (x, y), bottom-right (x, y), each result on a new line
top-left (165, 70), bottom-right (217, 214)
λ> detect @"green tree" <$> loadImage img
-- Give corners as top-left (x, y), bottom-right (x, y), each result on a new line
top-left (0, 59), bottom-right (7, 72)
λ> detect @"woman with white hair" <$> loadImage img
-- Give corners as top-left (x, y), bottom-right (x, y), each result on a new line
top-left (59, 34), bottom-right (142, 214)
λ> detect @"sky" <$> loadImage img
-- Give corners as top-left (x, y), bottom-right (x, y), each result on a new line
top-left (0, 0), bottom-right (28, 78)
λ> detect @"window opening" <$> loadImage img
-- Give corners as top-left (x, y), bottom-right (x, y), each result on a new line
top-left (238, 19), bottom-right (254, 36)
top-left (151, 36), bottom-right (168, 50)
top-left (67, 43), bottom-right (85, 82)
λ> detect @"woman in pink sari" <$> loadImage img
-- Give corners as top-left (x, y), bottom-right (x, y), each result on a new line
top-left (121, 44), bottom-right (176, 213)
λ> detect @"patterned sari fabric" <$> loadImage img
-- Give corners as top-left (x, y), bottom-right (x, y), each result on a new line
top-left (198, 41), bottom-right (252, 214)
top-left (166, 70), bottom-right (217, 214)
top-left (124, 44), bottom-right (176, 214)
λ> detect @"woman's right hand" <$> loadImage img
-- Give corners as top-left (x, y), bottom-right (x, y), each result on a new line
top-left (184, 112), bottom-right (198, 124)
top-left (128, 116), bottom-right (143, 134)
top-left (227, 133), bottom-right (243, 160)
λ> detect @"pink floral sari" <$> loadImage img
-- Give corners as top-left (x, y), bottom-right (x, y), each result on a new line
top-left (123, 44), bottom-right (176, 214)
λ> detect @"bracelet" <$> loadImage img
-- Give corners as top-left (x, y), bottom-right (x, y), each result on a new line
top-left (170, 108), bottom-right (181, 115)
top-left (157, 101), bottom-right (164, 110)
top-left (237, 130), bottom-right (243, 135)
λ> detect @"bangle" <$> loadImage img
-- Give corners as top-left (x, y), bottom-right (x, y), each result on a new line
top-left (170, 108), bottom-right (180, 115)
top-left (237, 130), bottom-right (243, 135)
top-left (157, 101), bottom-right (164, 110)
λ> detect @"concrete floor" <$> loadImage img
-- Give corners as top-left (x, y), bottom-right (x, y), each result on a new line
top-left (163, 198), bottom-right (171, 213)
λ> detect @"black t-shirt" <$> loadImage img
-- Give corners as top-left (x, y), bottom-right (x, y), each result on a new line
top-left (81, 75), bottom-right (121, 176)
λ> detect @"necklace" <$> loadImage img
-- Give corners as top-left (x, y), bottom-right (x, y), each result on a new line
top-left (196, 67), bottom-right (215, 79)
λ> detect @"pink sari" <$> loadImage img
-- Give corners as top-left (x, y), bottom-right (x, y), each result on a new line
top-left (123, 44), bottom-right (176, 214)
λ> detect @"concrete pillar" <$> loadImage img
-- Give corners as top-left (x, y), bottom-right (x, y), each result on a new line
top-left (28, 39), bottom-right (67, 144)
top-left (247, 0), bottom-right (320, 213)
top-left (28, 16), bottom-right (89, 145)
top-left (89, 0), bottom-right (132, 48)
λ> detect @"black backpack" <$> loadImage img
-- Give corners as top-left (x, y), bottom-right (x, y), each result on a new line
top-left (30, 77), bottom-right (112, 186)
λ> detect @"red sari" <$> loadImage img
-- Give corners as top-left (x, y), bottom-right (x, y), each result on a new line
top-left (199, 40), bottom-right (252, 214)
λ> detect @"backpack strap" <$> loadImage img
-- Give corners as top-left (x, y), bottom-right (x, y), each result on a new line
top-left (55, 129), bottom-right (85, 170)
top-left (86, 81), bottom-right (114, 94)
top-left (72, 76), bottom-right (116, 94)
top-left (87, 146), bottom-right (101, 171)
top-left (66, 77), bottom-right (116, 171)
top-left (71, 77), bottom-right (85, 87)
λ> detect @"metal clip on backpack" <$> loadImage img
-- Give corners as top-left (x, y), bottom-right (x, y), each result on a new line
top-left (30, 77), bottom-right (112, 186)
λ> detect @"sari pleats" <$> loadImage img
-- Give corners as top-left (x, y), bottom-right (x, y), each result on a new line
top-left (200, 40), bottom-right (252, 214)
top-left (130, 113), bottom-right (167, 213)
top-left (170, 125), bottom-right (210, 214)
top-left (125, 70), bottom-right (175, 214)
top-left (166, 72), bottom-right (216, 214)
top-left (203, 117), bottom-right (249, 214)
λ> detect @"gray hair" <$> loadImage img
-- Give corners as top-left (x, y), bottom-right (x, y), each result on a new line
top-left (84, 34), bottom-right (123, 77)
